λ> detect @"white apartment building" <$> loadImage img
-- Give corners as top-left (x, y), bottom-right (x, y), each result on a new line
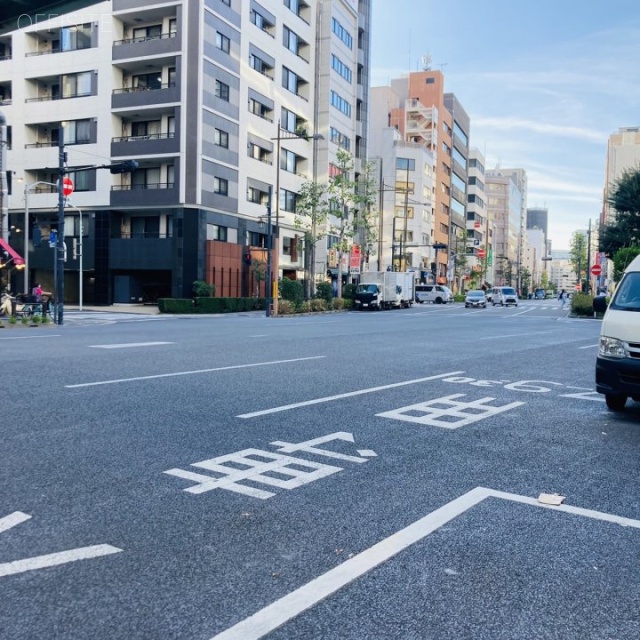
top-left (368, 85), bottom-right (436, 278)
top-left (466, 148), bottom-right (492, 285)
top-left (1, 0), bottom-right (371, 303)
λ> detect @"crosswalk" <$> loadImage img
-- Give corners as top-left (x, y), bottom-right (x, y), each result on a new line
top-left (64, 312), bottom-right (176, 326)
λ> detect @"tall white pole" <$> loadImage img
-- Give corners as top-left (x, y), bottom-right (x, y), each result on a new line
top-left (24, 185), bottom-right (29, 294)
top-left (79, 207), bottom-right (83, 311)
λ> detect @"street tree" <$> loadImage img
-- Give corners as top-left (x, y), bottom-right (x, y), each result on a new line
top-left (569, 231), bottom-right (588, 288)
top-left (600, 166), bottom-right (640, 255)
top-left (294, 181), bottom-right (330, 299)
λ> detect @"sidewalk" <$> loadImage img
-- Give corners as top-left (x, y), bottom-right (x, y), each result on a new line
top-left (65, 304), bottom-right (161, 315)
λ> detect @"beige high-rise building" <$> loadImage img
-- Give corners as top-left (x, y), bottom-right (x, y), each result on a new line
top-left (603, 126), bottom-right (640, 226)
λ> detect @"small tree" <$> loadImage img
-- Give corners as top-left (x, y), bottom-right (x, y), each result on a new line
top-left (569, 231), bottom-right (588, 289)
top-left (252, 259), bottom-right (266, 297)
top-left (193, 280), bottom-right (214, 297)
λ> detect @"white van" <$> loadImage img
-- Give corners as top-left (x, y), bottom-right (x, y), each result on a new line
top-left (594, 255), bottom-right (640, 411)
top-left (490, 286), bottom-right (518, 307)
top-left (414, 284), bottom-right (454, 304)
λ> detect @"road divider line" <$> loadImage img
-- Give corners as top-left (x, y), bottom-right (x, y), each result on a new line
top-left (579, 344), bottom-right (599, 350)
top-left (236, 371), bottom-right (465, 418)
top-left (211, 487), bottom-right (640, 640)
top-left (65, 356), bottom-right (326, 388)
top-left (89, 341), bottom-right (174, 349)
top-left (0, 335), bottom-right (61, 340)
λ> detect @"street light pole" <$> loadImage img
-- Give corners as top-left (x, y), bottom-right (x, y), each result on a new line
top-left (265, 186), bottom-right (273, 318)
top-left (55, 131), bottom-right (66, 325)
top-left (66, 201), bottom-right (83, 310)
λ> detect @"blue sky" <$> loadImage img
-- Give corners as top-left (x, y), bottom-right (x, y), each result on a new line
top-left (370, 0), bottom-right (640, 249)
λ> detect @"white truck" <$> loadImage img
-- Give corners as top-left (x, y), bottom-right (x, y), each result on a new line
top-left (354, 272), bottom-right (415, 310)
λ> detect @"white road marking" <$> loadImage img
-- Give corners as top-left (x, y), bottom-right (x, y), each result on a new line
top-left (0, 334), bottom-right (61, 340)
top-left (250, 335), bottom-right (268, 338)
top-left (271, 432), bottom-right (368, 464)
top-left (236, 371), bottom-right (465, 419)
top-left (88, 341), bottom-right (174, 349)
top-left (0, 511), bottom-right (123, 578)
top-left (0, 511), bottom-right (31, 534)
top-left (579, 344), bottom-right (599, 350)
top-left (210, 486), bottom-right (640, 640)
top-left (376, 394), bottom-right (524, 429)
top-left (65, 356), bottom-right (326, 388)
top-left (480, 331), bottom-right (551, 340)
top-left (0, 545), bottom-right (122, 578)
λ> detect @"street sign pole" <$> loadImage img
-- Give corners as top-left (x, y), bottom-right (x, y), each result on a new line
top-left (56, 132), bottom-right (66, 325)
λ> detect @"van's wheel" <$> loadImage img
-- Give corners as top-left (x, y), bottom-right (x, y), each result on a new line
top-left (435, 297), bottom-right (443, 304)
top-left (605, 394), bottom-right (627, 411)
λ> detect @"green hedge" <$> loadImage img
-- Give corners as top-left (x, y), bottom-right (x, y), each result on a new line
top-left (158, 297), bottom-right (266, 314)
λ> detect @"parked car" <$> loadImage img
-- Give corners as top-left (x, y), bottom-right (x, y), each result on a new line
top-left (491, 286), bottom-right (518, 307)
top-left (464, 290), bottom-right (487, 308)
top-left (415, 284), bottom-right (454, 304)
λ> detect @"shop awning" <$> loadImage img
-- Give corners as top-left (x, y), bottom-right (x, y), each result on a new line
top-left (0, 238), bottom-right (25, 266)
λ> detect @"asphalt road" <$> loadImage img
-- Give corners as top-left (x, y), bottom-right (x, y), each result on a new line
top-left (2, 300), bottom-right (639, 640)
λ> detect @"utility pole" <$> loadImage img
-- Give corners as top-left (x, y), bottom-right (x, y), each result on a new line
top-left (0, 111), bottom-right (8, 243)
top-left (55, 131), bottom-right (66, 325)
top-left (585, 219), bottom-right (592, 295)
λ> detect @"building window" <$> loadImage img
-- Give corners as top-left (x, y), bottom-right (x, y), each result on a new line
top-left (396, 158), bottom-right (415, 172)
top-left (249, 97), bottom-right (272, 121)
top-left (283, 27), bottom-right (299, 54)
top-left (283, 236), bottom-right (298, 260)
top-left (214, 128), bottom-right (228, 148)
top-left (248, 143), bottom-right (270, 164)
top-left (62, 119), bottom-right (91, 144)
top-left (330, 90), bottom-right (351, 117)
top-left (207, 224), bottom-right (227, 241)
top-left (280, 189), bottom-right (297, 212)
top-left (426, 77), bottom-right (435, 84)
top-left (215, 80), bottom-right (229, 101)
top-left (332, 17), bottom-right (353, 49)
top-left (282, 67), bottom-right (302, 95)
top-left (331, 54), bottom-right (352, 83)
top-left (216, 32), bottom-right (230, 53)
top-left (280, 149), bottom-right (297, 173)
top-left (214, 177), bottom-right (228, 195)
top-left (250, 53), bottom-right (273, 78)
top-left (330, 127), bottom-right (351, 150)
top-left (247, 187), bottom-right (269, 204)
top-left (221, 0), bottom-right (230, 5)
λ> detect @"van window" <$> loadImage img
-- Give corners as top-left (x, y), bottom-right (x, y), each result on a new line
top-left (502, 287), bottom-right (516, 295)
top-left (610, 272), bottom-right (640, 310)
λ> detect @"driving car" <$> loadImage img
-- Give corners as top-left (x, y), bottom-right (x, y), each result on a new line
top-left (491, 286), bottom-right (519, 307)
top-left (464, 290), bottom-right (487, 308)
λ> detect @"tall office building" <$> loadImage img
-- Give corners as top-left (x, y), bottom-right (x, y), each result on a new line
top-left (2, 0), bottom-right (371, 303)
top-left (485, 168), bottom-right (527, 288)
top-left (603, 126), bottom-right (640, 227)
top-left (467, 148), bottom-right (492, 284)
top-left (371, 68), bottom-right (470, 286)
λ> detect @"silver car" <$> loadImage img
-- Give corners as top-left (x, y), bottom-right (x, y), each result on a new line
top-left (465, 290), bottom-right (487, 308)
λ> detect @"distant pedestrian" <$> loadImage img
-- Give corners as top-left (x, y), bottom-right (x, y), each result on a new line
top-left (559, 289), bottom-right (567, 308)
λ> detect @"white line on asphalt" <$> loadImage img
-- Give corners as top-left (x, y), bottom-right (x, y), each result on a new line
top-left (0, 545), bottom-right (123, 578)
top-left (210, 486), bottom-right (640, 640)
top-left (236, 371), bottom-right (465, 419)
top-left (0, 512), bottom-right (31, 534)
top-left (0, 334), bottom-right (61, 340)
top-left (88, 341), bottom-right (174, 349)
top-left (579, 344), bottom-right (599, 350)
top-left (250, 335), bottom-right (268, 338)
top-left (480, 331), bottom-right (551, 340)
top-left (65, 356), bottom-right (327, 388)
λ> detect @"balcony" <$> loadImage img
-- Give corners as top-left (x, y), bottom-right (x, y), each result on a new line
top-left (112, 32), bottom-right (181, 61)
top-left (110, 182), bottom-right (178, 207)
top-left (111, 132), bottom-right (178, 157)
top-left (112, 83), bottom-right (179, 110)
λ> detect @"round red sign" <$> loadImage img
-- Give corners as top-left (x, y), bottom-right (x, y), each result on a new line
top-left (477, 249), bottom-right (486, 258)
top-left (591, 264), bottom-right (602, 276)
top-left (62, 177), bottom-right (74, 197)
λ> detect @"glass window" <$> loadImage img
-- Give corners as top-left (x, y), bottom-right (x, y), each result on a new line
top-left (216, 32), bottom-right (230, 53)
top-left (396, 158), bottom-right (415, 171)
top-left (214, 177), bottom-right (228, 195)
top-left (215, 80), bottom-right (229, 101)
top-left (452, 147), bottom-right (466, 167)
top-left (214, 128), bottom-right (228, 148)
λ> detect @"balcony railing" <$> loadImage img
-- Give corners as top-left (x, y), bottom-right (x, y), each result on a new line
top-left (26, 45), bottom-right (92, 57)
top-left (112, 132), bottom-right (175, 143)
top-left (111, 231), bottom-right (173, 239)
top-left (113, 32), bottom-right (176, 46)
top-left (113, 83), bottom-right (175, 94)
top-left (26, 140), bottom-right (90, 148)
top-left (25, 92), bottom-right (92, 103)
top-left (111, 182), bottom-right (175, 191)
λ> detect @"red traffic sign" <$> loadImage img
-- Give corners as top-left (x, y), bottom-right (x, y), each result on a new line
top-left (61, 177), bottom-right (74, 197)
top-left (477, 249), bottom-right (486, 258)
top-left (591, 264), bottom-right (602, 276)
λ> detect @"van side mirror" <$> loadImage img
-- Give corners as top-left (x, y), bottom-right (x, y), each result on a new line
top-left (593, 295), bottom-right (608, 313)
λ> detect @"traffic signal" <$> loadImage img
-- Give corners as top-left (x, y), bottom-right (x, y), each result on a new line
top-left (109, 160), bottom-right (139, 174)
top-left (244, 251), bottom-right (252, 265)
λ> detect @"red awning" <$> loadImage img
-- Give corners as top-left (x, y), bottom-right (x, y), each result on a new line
top-left (0, 238), bottom-right (25, 266)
